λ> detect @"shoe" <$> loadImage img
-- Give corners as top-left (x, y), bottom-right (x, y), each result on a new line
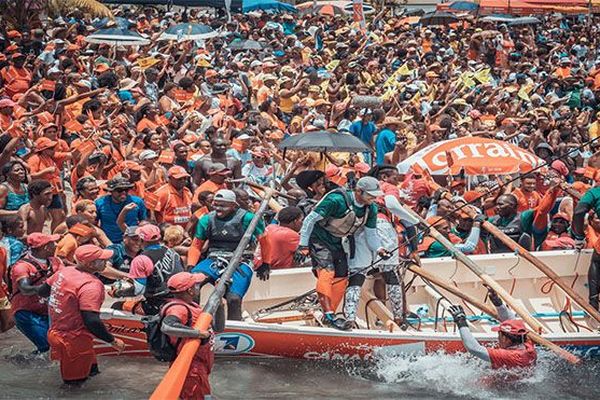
top-left (322, 314), bottom-right (352, 331)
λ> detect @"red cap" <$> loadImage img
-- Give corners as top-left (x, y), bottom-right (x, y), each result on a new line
top-left (167, 272), bottom-right (208, 293)
top-left (354, 162), bottom-right (370, 174)
top-left (205, 69), bottom-right (218, 78)
top-left (492, 319), bottom-right (527, 336)
top-left (168, 166), bottom-right (190, 179)
top-left (27, 233), bottom-right (60, 248)
top-left (136, 224), bottom-right (161, 241)
top-left (550, 160), bottom-right (569, 177)
top-left (463, 190), bottom-right (480, 203)
top-left (74, 244), bottom-right (113, 263)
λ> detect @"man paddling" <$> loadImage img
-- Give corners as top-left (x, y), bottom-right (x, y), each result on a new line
top-left (161, 272), bottom-right (225, 400)
top-left (45, 245), bottom-right (126, 384)
top-left (448, 287), bottom-right (536, 370)
top-left (187, 189), bottom-right (272, 320)
top-left (295, 177), bottom-right (389, 330)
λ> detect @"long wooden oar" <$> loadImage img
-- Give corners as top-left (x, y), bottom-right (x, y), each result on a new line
top-left (150, 189), bottom-right (275, 400)
top-left (474, 217), bottom-right (600, 325)
top-left (401, 205), bottom-right (546, 333)
top-left (407, 263), bottom-right (581, 364)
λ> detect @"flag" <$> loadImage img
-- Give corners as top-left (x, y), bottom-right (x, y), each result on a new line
top-left (384, 63), bottom-right (411, 88)
top-left (352, 0), bottom-right (366, 30)
top-left (460, 72), bottom-right (476, 89)
top-left (196, 58), bottom-right (211, 68)
top-left (326, 60), bottom-right (340, 71)
top-left (473, 68), bottom-right (491, 84)
top-left (517, 84), bottom-right (532, 101)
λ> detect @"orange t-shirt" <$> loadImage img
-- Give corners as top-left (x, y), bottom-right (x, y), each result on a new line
top-left (513, 188), bottom-right (542, 212)
top-left (154, 184), bottom-right (193, 227)
top-left (28, 153), bottom-right (63, 194)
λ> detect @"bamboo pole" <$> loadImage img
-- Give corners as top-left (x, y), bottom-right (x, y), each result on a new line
top-left (407, 263), bottom-right (581, 364)
top-left (401, 205), bottom-right (546, 333)
top-left (150, 189), bottom-right (274, 400)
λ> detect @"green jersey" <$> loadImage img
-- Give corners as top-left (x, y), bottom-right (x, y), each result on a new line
top-left (311, 190), bottom-right (377, 251)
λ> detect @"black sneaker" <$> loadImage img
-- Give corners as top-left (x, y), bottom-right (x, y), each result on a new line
top-left (322, 314), bottom-right (352, 331)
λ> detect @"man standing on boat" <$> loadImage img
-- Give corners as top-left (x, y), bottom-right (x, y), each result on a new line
top-left (187, 189), bottom-right (272, 320)
top-left (572, 185), bottom-right (600, 311)
top-left (295, 177), bottom-right (389, 330)
top-left (448, 287), bottom-right (536, 369)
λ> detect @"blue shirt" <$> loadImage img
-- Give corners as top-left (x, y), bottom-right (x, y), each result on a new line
top-left (349, 120), bottom-right (377, 145)
top-left (95, 195), bottom-right (147, 243)
top-left (375, 128), bottom-right (396, 165)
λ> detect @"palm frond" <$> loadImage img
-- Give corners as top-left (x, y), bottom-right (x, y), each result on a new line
top-left (49, 0), bottom-right (113, 18)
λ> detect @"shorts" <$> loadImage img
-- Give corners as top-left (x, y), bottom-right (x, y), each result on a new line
top-left (48, 194), bottom-right (63, 210)
top-left (48, 330), bottom-right (97, 382)
top-left (13, 310), bottom-right (49, 352)
top-left (191, 259), bottom-right (253, 298)
top-left (309, 240), bottom-right (348, 278)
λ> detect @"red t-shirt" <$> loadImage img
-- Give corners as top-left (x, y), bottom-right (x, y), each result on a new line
top-left (46, 266), bottom-right (105, 337)
top-left (263, 224), bottom-right (299, 269)
top-left (487, 340), bottom-right (537, 369)
top-left (10, 257), bottom-right (64, 315)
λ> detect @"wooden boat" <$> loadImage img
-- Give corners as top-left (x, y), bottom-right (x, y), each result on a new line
top-left (97, 249), bottom-right (600, 359)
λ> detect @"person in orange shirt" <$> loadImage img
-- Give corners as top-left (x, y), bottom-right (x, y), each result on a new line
top-left (192, 163), bottom-right (230, 205)
top-left (0, 98), bottom-right (16, 130)
top-left (256, 74), bottom-right (277, 105)
top-left (513, 176), bottom-right (542, 212)
top-left (152, 166), bottom-right (193, 227)
top-left (0, 53), bottom-right (32, 99)
top-left (55, 218), bottom-right (96, 264)
top-left (255, 206), bottom-right (303, 269)
top-left (27, 138), bottom-right (66, 230)
top-left (139, 150), bottom-right (167, 192)
top-left (554, 57), bottom-right (572, 79)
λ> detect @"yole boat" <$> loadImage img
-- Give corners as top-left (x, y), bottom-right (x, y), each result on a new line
top-left (97, 249), bottom-right (600, 360)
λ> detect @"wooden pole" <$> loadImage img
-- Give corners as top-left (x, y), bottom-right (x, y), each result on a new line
top-left (480, 219), bottom-right (600, 324)
top-left (400, 205), bottom-right (547, 333)
top-left (150, 189), bottom-right (275, 400)
top-left (407, 263), bottom-right (581, 364)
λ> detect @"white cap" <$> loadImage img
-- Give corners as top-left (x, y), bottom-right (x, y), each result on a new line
top-left (214, 189), bottom-right (237, 203)
top-left (139, 149), bottom-right (158, 161)
top-left (356, 177), bottom-right (383, 197)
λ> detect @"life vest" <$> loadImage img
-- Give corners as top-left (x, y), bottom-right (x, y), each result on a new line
top-left (142, 246), bottom-right (184, 299)
top-left (317, 189), bottom-right (373, 238)
top-left (488, 213), bottom-right (523, 253)
top-left (7, 255), bottom-right (62, 298)
top-left (206, 209), bottom-right (247, 253)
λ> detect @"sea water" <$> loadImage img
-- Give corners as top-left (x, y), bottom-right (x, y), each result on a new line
top-left (1, 329), bottom-right (598, 400)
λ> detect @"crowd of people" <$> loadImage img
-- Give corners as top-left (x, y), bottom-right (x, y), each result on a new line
top-left (2, 4), bottom-right (600, 397)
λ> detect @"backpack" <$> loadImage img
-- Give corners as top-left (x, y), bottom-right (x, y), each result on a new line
top-left (143, 302), bottom-right (192, 362)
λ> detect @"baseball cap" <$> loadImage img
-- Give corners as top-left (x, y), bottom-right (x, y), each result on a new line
top-left (69, 223), bottom-right (95, 237)
top-left (491, 319), bottom-right (528, 336)
top-left (74, 244), bottom-right (113, 263)
top-left (27, 233), bottom-right (60, 248)
top-left (214, 189), bottom-right (237, 203)
top-left (0, 98), bottom-right (16, 108)
top-left (356, 177), bottom-right (383, 197)
top-left (552, 212), bottom-right (571, 222)
top-left (136, 224), bottom-right (162, 241)
top-left (168, 166), bottom-right (190, 179)
top-left (139, 149), bottom-right (158, 161)
top-left (167, 272), bottom-right (209, 293)
top-left (124, 226), bottom-right (140, 237)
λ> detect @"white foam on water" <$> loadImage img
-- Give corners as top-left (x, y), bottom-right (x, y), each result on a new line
top-left (368, 349), bottom-right (560, 400)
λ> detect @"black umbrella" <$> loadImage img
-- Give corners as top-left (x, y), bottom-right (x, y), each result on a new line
top-left (420, 11), bottom-right (460, 26)
top-left (228, 39), bottom-right (265, 51)
top-left (278, 131), bottom-right (372, 153)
